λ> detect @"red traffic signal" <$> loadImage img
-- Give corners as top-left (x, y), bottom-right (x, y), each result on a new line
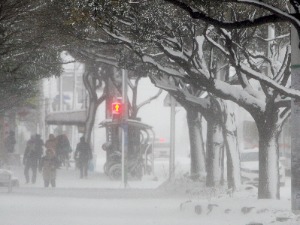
top-left (112, 102), bottom-right (122, 115)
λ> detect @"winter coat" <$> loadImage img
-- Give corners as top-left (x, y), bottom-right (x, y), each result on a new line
top-left (56, 135), bottom-right (72, 155)
top-left (34, 136), bottom-right (44, 156)
top-left (23, 139), bottom-right (41, 166)
top-left (39, 154), bottom-right (59, 181)
top-left (45, 139), bottom-right (57, 153)
top-left (74, 141), bottom-right (92, 163)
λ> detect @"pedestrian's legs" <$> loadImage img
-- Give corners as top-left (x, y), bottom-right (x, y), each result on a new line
top-left (78, 160), bottom-right (84, 178)
top-left (31, 165), bottom-right (37, 184)
top-left (24, 163), bottom-right (30, 183)
top-left (50, 179), bottom-right (56, 187)
top-left (44, 179), bottom-right (50, 187)
top-left (80, 165), bottom-right (84, 178)
top-left (83, 162), bottom-right (88, 178)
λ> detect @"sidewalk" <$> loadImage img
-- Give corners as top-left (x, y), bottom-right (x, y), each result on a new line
top-left (7, 157), bottom-right (170, 190)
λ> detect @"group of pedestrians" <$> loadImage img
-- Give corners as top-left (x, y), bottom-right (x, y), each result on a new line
top-left (23, 133), bottom-right (92, 188)
top-left (23, 134), bottom-right (57, 187)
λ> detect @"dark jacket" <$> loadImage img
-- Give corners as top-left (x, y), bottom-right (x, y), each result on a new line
top-left (23, 138), bottom-right (41, 166)
top-left (74, 140), bottom-right (92, 162)
top-left (35, 136), bottom-right (44, 156)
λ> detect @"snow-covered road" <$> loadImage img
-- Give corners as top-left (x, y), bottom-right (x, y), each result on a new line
top-left (0, 159), bottom-right (299, 225)
top-left (1, 187), bottom-right (299, 225)
top-left (0, 194), bottom-right (197, 225)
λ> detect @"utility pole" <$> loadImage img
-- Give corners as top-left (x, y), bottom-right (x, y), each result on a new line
top-left (59, 75), bottom-right (63, 111)
top-left (121, 69), bottom-right (128, 188)
top-left (169, 95), bottom-right (176, 181)
top-left (72, 62), bottom-right (77, 149)
top-left (291, 19), bottom-right (300, 213)
top-left (39, 79), bottom-right (46, 141)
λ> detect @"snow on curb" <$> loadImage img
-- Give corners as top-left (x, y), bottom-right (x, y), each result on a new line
top-left (178, 194), bottom-right (300, 225)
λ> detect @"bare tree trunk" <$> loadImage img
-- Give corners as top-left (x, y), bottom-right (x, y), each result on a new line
top-left (82, 63), bottom-right (107, 145)
top-left (222, 101), bottom-right (241, 191)
top-left (257, 125), bottom-right (280, 199)
top-left (186, 109), bottom-right (206, 181)
top-left (221, 145), bottom-right (225, 185)
top-left (206, 118), bottom-right (224, 187)
top-left (85, 100), bottom-right (97, 144)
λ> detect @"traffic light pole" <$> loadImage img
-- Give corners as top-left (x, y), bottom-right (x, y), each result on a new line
top-left (121, 69), bottom-right (128, 188)
top-left (169, 95), bottom-right (176, 181)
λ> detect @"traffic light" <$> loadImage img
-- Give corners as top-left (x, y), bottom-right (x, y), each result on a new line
top-left (112, 101), bottom-right (123, 122)
top-left (112, 102), bottom-right (122, 115)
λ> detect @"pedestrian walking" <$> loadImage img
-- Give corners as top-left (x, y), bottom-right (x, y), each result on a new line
top-left (35, 134), bottom-right (44, 157)
top-left (74, 136), bottom-right (92, 179)
top-left (23, 135), bottom-right (42, 184)
top-left (56, 134), bottom-right (72, 167)
top-left (39, 148), bottom-right (59, 188)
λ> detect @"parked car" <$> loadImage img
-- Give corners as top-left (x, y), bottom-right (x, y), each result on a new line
top-left (240, 148), bottom-right (285, 187)
top-left (0, 169), bottom-right (19, 192)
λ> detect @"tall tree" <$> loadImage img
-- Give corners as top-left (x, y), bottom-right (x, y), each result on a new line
top-left (0, 0), bottom-right (63, 111)
top-left (86, 1), bottom-right (295, 198)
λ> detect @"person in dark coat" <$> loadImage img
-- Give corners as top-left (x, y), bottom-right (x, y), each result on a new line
top-left (35, 134), bottom-right (44, 157)
top-left (23, 135), bottom-right (42, 184)
top-left (56, 134), bottom-right (72, 167)
top-left (39, 148), bottom-right (59, 188)
top-left (74, 136), bottom-right (92, 178)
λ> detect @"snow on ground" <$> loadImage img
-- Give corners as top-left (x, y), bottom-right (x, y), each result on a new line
top-left (0, 195), bottom-right (199, 225)
top-left (0, 156), bottom-right (299, 225)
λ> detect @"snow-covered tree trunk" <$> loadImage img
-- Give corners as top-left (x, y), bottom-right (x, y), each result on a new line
top-left (82, 63), bottom-right (106, 145)
top-left (206, 118), bottom-right (224, 187)
top-left (85, 100), bottom-right (97, 144)
top-left (257, 123), bottom-right (280, 199)
top-left (222, 101), bottom-right (241, 191)
top-left (186, 109), bottom-right (206, 180)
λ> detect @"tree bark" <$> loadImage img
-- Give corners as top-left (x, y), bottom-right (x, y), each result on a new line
top-left (257, 123), bottom-right (280, 199)
top-left (82, 63), bottom-right (107, 145)
top-left (222, 101), bottom-right (241, 191)
top-left (186, 109), bottom-right (206, 180)
top-left (85, 100), bottom-right (97, 144)
top-left (206, 118), bottom-right (224, 187)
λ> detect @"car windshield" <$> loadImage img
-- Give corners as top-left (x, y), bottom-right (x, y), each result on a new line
top-left (241, 152), bottom-right (258, 162)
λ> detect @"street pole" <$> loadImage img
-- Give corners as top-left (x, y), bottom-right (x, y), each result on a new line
top-left (169, 95), bottom-right (176, 181)
top-left (291, 21), bottom-right (300, 213)
top-left (59, 75), bottom-right (63, 111)
top-left (72, 62), bottom-right (77, 149)
top-left (121, 69), bottom-right (128, 188)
